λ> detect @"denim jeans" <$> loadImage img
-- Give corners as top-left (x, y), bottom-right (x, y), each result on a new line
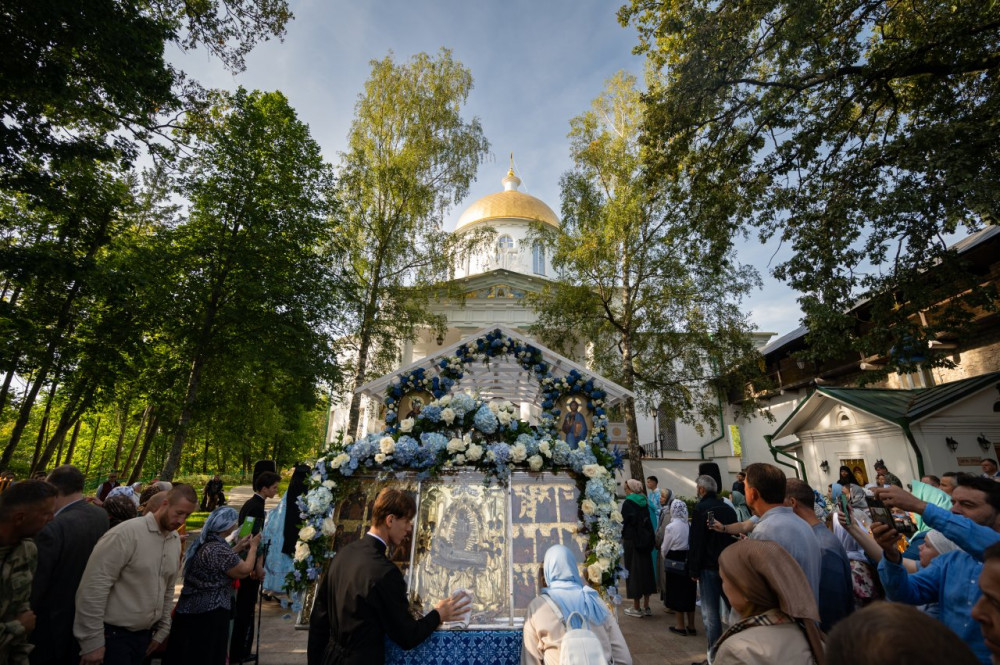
top-left (699, 569), bottom-right (730, 651)
top-left (103, 624), bottom-right (152, 665)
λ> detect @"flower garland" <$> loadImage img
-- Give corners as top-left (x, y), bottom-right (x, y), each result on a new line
top-left (287, 328), bottom-right (626, 604)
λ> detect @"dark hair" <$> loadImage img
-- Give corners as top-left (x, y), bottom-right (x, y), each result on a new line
top-left (785, 478), bottom-right (815, 510)
top-left (47, 465), bottom-right (85, 495)
top-left (956, 474), bottom-right (1000, 513)
top-left (922, 475), bottom-right (940, 485)
top-left (745, 463), bottom-right (786, 504)
top-left (0, 480), bottom-right (57, 520)
top-left (253, 471), bottom-right (281, 492)
top-left (983, 459), bottom-right (999, 466)
top-left (139, 485), bottom-right (164, 507)
top-left (826, 601), bottom-right (978, 665)
top-left (874, 459), bottom-right (887, 471)
top-left (166, 483), bottom-right (198, 506)
top-left (942, 471), bottom-right (958, 479)
top-left (646, 476), bottom-right (658, 484)
top-left (282, 464), bottom-right (312, 556)
top-left (372, 488), bottom-right (416, 527)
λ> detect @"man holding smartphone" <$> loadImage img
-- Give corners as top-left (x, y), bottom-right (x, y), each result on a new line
top-left (873, 477), bottom-right (1000, 664)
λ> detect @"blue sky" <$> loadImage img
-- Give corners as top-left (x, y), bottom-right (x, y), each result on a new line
top-left (172, 0), bottom-right (802, 337)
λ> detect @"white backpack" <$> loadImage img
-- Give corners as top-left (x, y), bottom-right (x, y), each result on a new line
top-left (542, 596), bottom-right (610, 665)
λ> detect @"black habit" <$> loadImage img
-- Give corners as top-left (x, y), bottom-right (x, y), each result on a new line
top-left (307, 534), bottom-right (440, 665)
top-left (230, 493), bottom-right (267, 661)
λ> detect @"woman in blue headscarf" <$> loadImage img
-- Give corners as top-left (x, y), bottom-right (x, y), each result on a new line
top-left (521, 544), bottom-right (632, 665)
top-left (166, 506), bottom-right (260, 665)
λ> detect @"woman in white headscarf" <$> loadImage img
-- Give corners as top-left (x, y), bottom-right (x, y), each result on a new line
top-left (660, 498), bottom-right (696, 635)
top-left (521, 544), bottom-right (632, 665)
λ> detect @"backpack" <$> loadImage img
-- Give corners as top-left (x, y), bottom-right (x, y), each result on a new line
top-left (541, 596), bottom-right (610, 665)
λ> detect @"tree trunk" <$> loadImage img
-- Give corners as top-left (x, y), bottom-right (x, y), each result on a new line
top-left (84, 415), bottom-right (101, 476)
top-left (127, 411), bottom-right (159, 485)
top-left (121, 404), bottom-right (151, 479)
top-left (36, 378), bottom-right (96, 472)
top-left (0, 286), bottom-right (24, 420)
top-left (30, 380), bottom-right (60, 472)
top-left (160, 352), bottom-right (207, 481)
top-left (111, 402), bottom-right (131, 471)
top-left (64, 419), bottom-right (83, 465)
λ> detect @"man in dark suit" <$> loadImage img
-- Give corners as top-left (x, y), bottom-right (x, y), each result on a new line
top-left (687, 474), bottom-right (737, 651)
top-left (29, 465), bottom-right (109, 665)
top-left (307, 488), bottom-right (470, 665)
top-left (229, 470), bottom-right (281, 664)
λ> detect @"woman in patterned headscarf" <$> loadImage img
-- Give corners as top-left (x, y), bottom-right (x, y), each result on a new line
top-left (660, 498), bottom-right (696, 636)
top-left (102, 494), bottom-right (137, 528)
top-left (713, 539), bottom-right (824, 665)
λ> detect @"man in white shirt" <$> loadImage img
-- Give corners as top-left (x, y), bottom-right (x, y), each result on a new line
top-left (74, 485), bottom-right (197, 665)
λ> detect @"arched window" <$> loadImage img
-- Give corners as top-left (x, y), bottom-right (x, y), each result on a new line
top-left (495, 235), bottom-right (514, 268)
top-left (532, 241), bottom-right (546, 276)
top-left (498, 235), bottom-right (514, 250)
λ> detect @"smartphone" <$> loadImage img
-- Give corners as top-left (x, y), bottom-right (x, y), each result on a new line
top-left (237, 516), bottom-right (255, 540)
top-left (865, 497), bottom-right (894, 530)
top-left (706, 510), bottom-right (716, 528)
top-left (838, 494), bottom-right (851, 526)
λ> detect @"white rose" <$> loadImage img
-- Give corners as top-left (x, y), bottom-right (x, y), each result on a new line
top-left (299, 525), bottom-right (317, 541)
top-left (399, 418), bottom-right (414, 433)
top-left (447, 437), bottom-right (466, 453)
top-left (581, 499), bottom-right (597, 515)
top-left (322, 480), bottom-right (335, 490)
top-left (510, 443), bottom-right (528, 463)
top-left (587, 562), bottom-right (604, 584)
top-left (331, 453), bottom-right (349, 469)
top-left (497, 411), bottom-right (512, 426)
top-left (311, 473), bottom-right (322, 483)
top-left (321, 516), bottom-right (337, 537)
top-left (294, 540), bottom-right (311, 562)
top-left (502, 400), bottom-right (513, 412)
top-left (528, 454), bottom-right (543, 471)
top-left (611, 510), bottom-right (624, 523)
top-left (454, 454), bottom-right (466, 464)
top-left (489, 401), bottom-right (501, 414)
top-left (379, 436), bottom-right (396, 455)
top-left (441, 408), bottom-right (456, 425)
top-left (582, 464), bottom-right (601, 478)
top-left (343, 435), bottom-right (354, 445)
top-left (466, 443), bottom-right (484, 461)
top-left (539, 441), bottom-right (552, 458)
top-left (438, 395), bottom-right (452, 406)
top-left (374, 453), bottom-right (387, 464)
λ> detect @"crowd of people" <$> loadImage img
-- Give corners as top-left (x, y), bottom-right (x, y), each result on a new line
top-left (6, 457), bottom-right (1000, 665)
top-left (0, 464), bottom-right (307, 665)
top-left (612, 461), bottom-right (1000, 665)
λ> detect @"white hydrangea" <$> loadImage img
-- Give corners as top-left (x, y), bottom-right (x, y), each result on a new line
top-left (322, 480), bottom-right (336, 490)
top-left (330, 453), bottom-right (351, 469)
top-left (528, 454), bottom-right (543, 471)
top-left (611, 510), bottom-right (624, 523)
top-left (321, 516), bottom-right (337, 537)
top-left (447, 437), bottom-right (466, 453)
top-left (379, 436), bottom-right (396, 455)
top-left (582, 464), bottom-right (603, 478)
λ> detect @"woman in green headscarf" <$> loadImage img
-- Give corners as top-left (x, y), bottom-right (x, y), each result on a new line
top-left (622, 478), bottom-right (657, 617)
top-left (731, 490), bottom-right (752, 522)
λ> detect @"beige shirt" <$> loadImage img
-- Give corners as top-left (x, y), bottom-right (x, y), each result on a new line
top-left (711, 622), bottom-right (816, 665)
top-left (73, 513), bottom-right (180, 653)
top-left (521, 595), bottom-right (632, 665)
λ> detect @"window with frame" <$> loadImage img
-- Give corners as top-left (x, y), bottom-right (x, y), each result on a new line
top-left (532, 241), bottom-right (545, 276)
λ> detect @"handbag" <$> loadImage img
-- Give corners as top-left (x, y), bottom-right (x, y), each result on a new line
top-left (662, 556), bottom-right (687, 574)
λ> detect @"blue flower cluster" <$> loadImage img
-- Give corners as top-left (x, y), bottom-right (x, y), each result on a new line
top-left (473, 404), bottom-right (498, 434)
top-left (450, 393), bottom-right (476, 418)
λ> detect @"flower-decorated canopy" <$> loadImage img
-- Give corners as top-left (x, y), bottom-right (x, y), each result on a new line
top-left (356, 325), bottom-right (635, 410)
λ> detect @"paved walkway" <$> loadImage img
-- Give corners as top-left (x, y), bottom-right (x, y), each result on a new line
top-left (214, 487), bottom-right (708, 664)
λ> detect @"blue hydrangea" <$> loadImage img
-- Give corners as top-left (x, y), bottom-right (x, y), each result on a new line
top-left (450, 393), bottom-right (476, 418)
top-left (585, 477), bottom-right (612, 505)
top-left (552, 440), bottom-right (571, 465)
top-left (516, 433), bottom-right (539, 456)
top-left (419, 404), bottom-right (442, 422)
top-left (473, 405), bottom-right (498, 434)
top-left (394, 435), bottom-right (418, 465)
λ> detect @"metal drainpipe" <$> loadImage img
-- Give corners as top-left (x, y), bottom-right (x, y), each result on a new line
top-left (699, 390), bottom-right (727, 460)
top-left (900, 421), bottom-right (926, 479)
top-left (765, 434), bottom-right (803, 479)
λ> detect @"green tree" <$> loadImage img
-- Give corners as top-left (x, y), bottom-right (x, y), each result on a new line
top-left (154, 88), bottom-right (338, 480)
top-left (529, 72), bottom-right (763, 480)
top-left (334, 50), bottom-right (491, 436)
top-left (618, 0), bottom-right (1000, 372)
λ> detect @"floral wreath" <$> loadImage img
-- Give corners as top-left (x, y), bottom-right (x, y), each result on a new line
top-left (287, 328), bottom-right (626, 606)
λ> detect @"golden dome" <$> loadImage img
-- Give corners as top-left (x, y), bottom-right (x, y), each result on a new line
top-left (454, 168), bottom-right (560, 232)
